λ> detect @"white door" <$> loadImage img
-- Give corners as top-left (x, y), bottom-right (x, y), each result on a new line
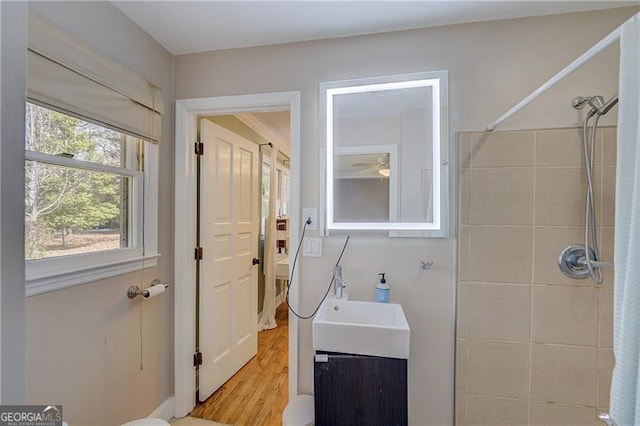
top-left (198, 119), bottom-right (260, 401)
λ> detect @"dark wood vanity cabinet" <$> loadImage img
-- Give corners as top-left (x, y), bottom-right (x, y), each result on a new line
top-left (313, 351), bottom-right (408, 426)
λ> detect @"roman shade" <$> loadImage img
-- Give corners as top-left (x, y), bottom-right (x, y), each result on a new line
top-left (27, 13), bottom-right (164, 143)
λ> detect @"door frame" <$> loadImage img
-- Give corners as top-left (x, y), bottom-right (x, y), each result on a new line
top-left (174, 91), bottom-right (301, 417)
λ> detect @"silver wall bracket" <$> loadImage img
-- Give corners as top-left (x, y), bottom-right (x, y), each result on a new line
top-left (127, 285), bottom-right (142, 299)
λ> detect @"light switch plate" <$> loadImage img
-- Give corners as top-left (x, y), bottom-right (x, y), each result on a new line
top-left (303, 237), bottom-right (323, 257)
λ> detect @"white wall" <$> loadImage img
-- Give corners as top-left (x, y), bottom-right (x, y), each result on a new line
top-left (23, 2), bottom-right (175, 424)
top-left (175, 7), bottom-right (637, 424)
top-left (0, 1), bottom-right (27, 404)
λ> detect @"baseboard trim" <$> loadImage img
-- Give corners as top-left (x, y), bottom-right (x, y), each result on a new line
top-left (150, 396), bottom-right (174, 421)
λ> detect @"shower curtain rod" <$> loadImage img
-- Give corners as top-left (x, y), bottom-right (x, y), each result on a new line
top-left (486, 12), bottom-right (640, 132)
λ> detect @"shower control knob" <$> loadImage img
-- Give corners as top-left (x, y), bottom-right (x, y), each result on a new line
top-left (252, 257), bottom-right (261, 266)
top-left (558, 244), bottom-right (597, 280)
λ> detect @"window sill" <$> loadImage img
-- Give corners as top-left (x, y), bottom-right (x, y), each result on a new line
top-left (26, 253), bottom-right (161, 297)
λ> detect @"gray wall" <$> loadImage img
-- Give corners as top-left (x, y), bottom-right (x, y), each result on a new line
top-left (1, 1), bottom-right (27, 404)
top-left (1, 3), bottom-right (636, 424)
top-left (175, 7), bottom-right (637, 424)
top-left (23, 2), bottom-right (174, 424)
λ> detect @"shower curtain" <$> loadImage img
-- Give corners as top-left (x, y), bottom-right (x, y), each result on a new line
top-left (258, 146), bottom-right (278, 331)
top-left (609, 13), bottom-right (640, 426)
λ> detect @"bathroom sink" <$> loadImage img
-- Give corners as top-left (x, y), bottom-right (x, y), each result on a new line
top-left (312, 299), bottom-right (410, 359)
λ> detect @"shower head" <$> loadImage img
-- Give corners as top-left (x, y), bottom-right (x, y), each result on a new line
top-left (571, 96), bottom-right (591, 110)
top-left (571, 95), bottom-right (604, 110)
top-left (587, 96), bottom-right (605, 111)
top-left (599, 95), bottom-right (619, 115)
top-left (571, 95), bottom-right (617, 116)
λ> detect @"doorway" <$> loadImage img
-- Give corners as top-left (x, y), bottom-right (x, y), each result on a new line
top-left (174, 92), bottom-right (301, 418)
top-left (194, 112), bottom-right (291, 420)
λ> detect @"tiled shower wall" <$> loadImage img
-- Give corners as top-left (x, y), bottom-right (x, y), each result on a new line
top-left (456, 128), bottom-right (616, 426)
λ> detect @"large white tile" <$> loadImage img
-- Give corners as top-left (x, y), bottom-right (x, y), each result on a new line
top-left (465, 395), bottom-right (529, 426)
top-left (536, 128), bottom-right (587, 167)
top-left (467, 340), bottom-right (530, 399)
top-left (469, 168), bottom-right (534, 225)
top-left (468, 284), bottom-right (531, 342)
top-left (535, 168), bottom-right (596, 227)
top-left (469, 131), bottom-right (534, 168)
top-left (531, 344), bottom-right (597, 406)
top-left (532, 286), bottom-right (598, 346)
top-left (530, 401), bottom-right (596, 426)
top-left (467, 227), bottom-right (533, 284)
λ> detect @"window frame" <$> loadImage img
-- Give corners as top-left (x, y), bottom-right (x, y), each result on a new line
top-left (24, 110), bottom-right (159, 297)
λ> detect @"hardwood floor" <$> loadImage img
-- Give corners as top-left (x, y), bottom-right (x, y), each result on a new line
top-left (190, 303), bottom-right (289, 425)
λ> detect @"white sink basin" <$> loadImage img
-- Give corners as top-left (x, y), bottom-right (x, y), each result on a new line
top-left (312, 299), bottom-right (410, 359)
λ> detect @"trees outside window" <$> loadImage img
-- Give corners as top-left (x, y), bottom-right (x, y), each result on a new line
top-left (25, 103), bottom-right (136, 260)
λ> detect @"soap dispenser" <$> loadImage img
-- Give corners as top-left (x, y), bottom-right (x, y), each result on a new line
top-left (376, 272), bottom-right (390, 303)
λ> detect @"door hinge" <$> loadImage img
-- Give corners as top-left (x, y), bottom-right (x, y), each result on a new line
top-left (194, 142), bottom-right (204, 156)
top-left (194, 350), bottom-right (203, 367)
top-left (195, 247), bottom-right (203, 260)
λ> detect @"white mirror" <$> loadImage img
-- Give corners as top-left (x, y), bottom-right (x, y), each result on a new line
top-left (321, 71), bottom-right (449, 236)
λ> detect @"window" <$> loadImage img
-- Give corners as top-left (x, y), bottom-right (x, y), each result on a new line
top-left (25, 13), bottom-right (162, 295)
top-left (261, 155), bottom-right (272, 238)
top-left (276, 151), bottom-right (290, 217)
top-left (25, 103), bottom-right (158, 295)
top-left (25, 103), bottom-right (140, 261)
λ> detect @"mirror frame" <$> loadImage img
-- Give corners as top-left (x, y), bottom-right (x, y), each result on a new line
top-left (320, 71), bottom-right (449, 236)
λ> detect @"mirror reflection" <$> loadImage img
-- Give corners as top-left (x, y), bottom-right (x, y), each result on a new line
top-left (334, 152), bottom-right (391, 223)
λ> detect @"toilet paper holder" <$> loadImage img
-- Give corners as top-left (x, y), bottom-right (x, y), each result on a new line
top-left (127, 279), bottom-right (169, 299)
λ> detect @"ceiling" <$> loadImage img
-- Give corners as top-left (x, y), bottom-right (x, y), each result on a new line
top-left (112, 1), bottom-right (639, 55)
top-left (236, 111), bottom-right (290, 147)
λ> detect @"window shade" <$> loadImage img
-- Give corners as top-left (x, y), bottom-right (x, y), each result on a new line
top-left (27, 13), bottom-right (163, 143)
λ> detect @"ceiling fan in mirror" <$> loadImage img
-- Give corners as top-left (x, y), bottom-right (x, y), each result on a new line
top-left (350, 153), bottom-right (390, 177)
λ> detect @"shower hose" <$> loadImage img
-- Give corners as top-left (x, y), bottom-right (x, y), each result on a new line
top-left (582, 108), bottom-right (604, 284)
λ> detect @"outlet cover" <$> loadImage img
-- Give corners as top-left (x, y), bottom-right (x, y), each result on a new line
top-left (302, 207), bottom-right (318, 230)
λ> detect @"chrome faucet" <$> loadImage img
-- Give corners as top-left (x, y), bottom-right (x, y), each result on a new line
top-left (333, 264), bottom-right (346, 298)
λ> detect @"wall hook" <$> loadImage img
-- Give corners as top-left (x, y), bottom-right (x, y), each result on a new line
top-left (420, 261), bottom-right (434, 271)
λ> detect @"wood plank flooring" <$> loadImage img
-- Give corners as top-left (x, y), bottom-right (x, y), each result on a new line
top-left (190, 303), bottom-right (289, 425)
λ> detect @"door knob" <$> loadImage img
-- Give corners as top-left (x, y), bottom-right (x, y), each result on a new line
top-left (252, 257), bottom-right (261, 266)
